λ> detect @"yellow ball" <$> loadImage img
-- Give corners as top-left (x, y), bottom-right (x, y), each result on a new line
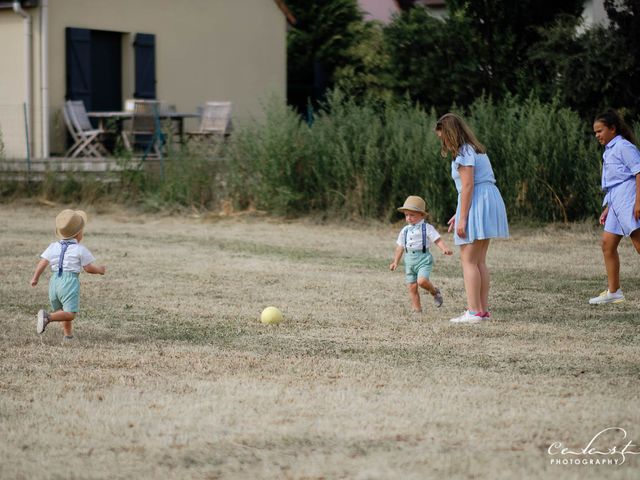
top-left (260, 306), bottom-right (283, 325)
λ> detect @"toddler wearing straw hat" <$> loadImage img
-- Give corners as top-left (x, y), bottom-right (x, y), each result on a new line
top-left (30, 209), bottom-right (106, 339)
top-left (390, 196), bottom-right (452, 313)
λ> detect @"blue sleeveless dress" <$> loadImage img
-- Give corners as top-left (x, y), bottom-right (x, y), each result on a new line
top-left (451, 144), bottom-right (509, 245)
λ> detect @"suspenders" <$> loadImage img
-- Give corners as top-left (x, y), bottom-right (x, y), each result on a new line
top-left (57, 240), bottom-right (75, 277)
top-left (404, 223), bottom-right (427, 253)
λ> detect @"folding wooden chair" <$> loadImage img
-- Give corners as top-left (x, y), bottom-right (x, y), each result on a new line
top-left (188, 101), bottom-right (232, 137)
top-left (63, 100), bottom-right (109, 158)
top-left (121, 100), bottom-right (163, 158)
top-left (186, 101), bottom-right (232, 155)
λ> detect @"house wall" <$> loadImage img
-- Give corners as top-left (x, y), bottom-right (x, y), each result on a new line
top-left (582, 0), bottom-right (608, 29)
top-left (359, 0), bottom-right (400, 23)
top-left (0, 9), bottom-right (42, 159)
top-left (0, 0), bottom-right (287, 158)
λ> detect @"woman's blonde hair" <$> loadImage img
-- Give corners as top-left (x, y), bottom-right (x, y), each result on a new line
top-left (435, 113), bottom-right (486, 157)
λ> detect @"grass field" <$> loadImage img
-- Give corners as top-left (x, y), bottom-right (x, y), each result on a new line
top-left (1, 202), bottom-right (639, 479)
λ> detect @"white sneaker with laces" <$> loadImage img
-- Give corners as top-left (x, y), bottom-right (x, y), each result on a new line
top-left (589, 289), bottom-right (624, 305)
top-left (37, 309), bottom-right (50, 334)
top-left (449, 310), bottom-right (483, 324)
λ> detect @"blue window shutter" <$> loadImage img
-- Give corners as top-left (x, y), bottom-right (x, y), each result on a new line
top-left (66, 27), bottom-right (92, 108)
top-left (134, 33), bottom-right (156, 99)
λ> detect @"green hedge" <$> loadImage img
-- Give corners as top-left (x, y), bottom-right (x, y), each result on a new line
top-left (4, 94), bottom-right (633, 224)
top-left (229, 93), bottom-right (610, 223)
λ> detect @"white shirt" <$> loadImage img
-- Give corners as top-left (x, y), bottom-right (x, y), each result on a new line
top-left (41, 240), bottom-right (96, 273)
top-left (396, 220), bottom-right (441, 250)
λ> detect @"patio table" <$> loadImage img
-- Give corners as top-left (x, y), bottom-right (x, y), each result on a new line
top-left (88, 110), bottom-right (199, 144)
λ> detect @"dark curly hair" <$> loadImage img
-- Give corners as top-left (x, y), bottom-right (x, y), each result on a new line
top-left (594, 109), bottom-right (637, 145)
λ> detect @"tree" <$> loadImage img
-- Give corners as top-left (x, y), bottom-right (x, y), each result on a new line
top-left (286, 0), bottom-right (366, 113)
top-left (529, 18), bottom-right (610, 119)
top-left (332, 21), bottom-right (395, 105)
top-left (603, 0), bottom-right (640, 116)
top-left (383, 0), bottom-right (585, 110)
top-left (529, 0), bottom-right (640, 119)
top-left (384, 6), bottom-right (481, 113)
top-left (444, 0), bottom-right (585, 98)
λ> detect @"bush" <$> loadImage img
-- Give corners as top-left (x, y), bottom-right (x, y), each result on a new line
top-left (229, 92), bottom-right (609, 223)
top-left (468, 95), bottom-right (602, 222)
top-left (228, 92), bottom-right (452, 221)
top-left (0, 143), bottom-right (229, 212)
top-left (227, 96), bottom-right (312, 214)
top-left (1, 95), bottom-right (619, 224)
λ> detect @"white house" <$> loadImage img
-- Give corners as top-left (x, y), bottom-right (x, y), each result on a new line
top-left (0, 0), bottom-right (295, 159)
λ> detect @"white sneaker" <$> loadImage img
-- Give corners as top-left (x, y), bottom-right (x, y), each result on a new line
top-left (589, 289), bottom-right (624, 305)
top-left (449, 310), bottom-right (483, 324)
top-left (37, 309), bottom-right (50, 334)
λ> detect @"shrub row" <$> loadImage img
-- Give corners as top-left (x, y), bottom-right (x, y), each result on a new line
top-left (4, 94), bottom-right (637, 225)
top-left (228, 93), bottom-right (613, 223)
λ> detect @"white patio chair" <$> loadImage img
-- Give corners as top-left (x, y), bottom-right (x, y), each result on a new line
top-left (121, 100), bottom-right (163, 158)
top-left (63, 100), bottom-right (109, 158)
top-left (190, 101), bottom-right (232, 136)
top-left (186, 101), bottom-right (232, 155)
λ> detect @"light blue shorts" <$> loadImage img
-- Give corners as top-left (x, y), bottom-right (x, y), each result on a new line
top-left (604, 180), bottom-right (640, 237)
top-left (404, 249), bottom-right (433, 283)
top-left (48, 272), bottom-right (80, 312)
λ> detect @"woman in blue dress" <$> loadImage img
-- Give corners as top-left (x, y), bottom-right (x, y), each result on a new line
top-left (435, 113), bottom-right (509, 323)
top-left (589, 109), bottom-right (640, 305)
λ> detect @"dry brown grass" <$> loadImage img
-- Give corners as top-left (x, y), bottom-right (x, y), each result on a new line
top-left (1, 202), bottom-right (639, 479)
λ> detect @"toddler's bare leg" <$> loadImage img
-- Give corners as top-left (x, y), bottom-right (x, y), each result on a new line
top-left (48, 310), bottom-right (76, 336)
top-left (408, 283), bottom-right (421, 311)
top-left (417, 277), bottom-right (437, 296)
top-left (62, 321), bottom-right (73, 337)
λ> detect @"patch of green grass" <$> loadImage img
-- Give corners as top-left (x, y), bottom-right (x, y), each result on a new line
top-left (211, 239), bottom-right (382, 269)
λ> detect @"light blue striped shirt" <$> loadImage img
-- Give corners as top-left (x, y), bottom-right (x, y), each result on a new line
top-left (601, 135), bottom-right (640, 191)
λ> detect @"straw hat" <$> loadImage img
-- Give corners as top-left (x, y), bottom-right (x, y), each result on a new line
top-left (55, 209), bottom-right (88, 239)
top-left (397, 196), bottom-right (427, 215)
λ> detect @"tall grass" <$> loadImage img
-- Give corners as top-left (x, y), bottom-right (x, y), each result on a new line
top-left (468, 95), bottom-right (602, 222)
top-left (229, 92), bottom-right (609, 223)
top-left (0, 144), bottom-right (229, 212)
top-left (228, 92), bottom-right (454, 221)
top-left (117, 145), bottom-right (229, 212)
top-left (0, 95), bottom-right (624, 223)
top-left (227, 96), bottom-right (312, 214)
